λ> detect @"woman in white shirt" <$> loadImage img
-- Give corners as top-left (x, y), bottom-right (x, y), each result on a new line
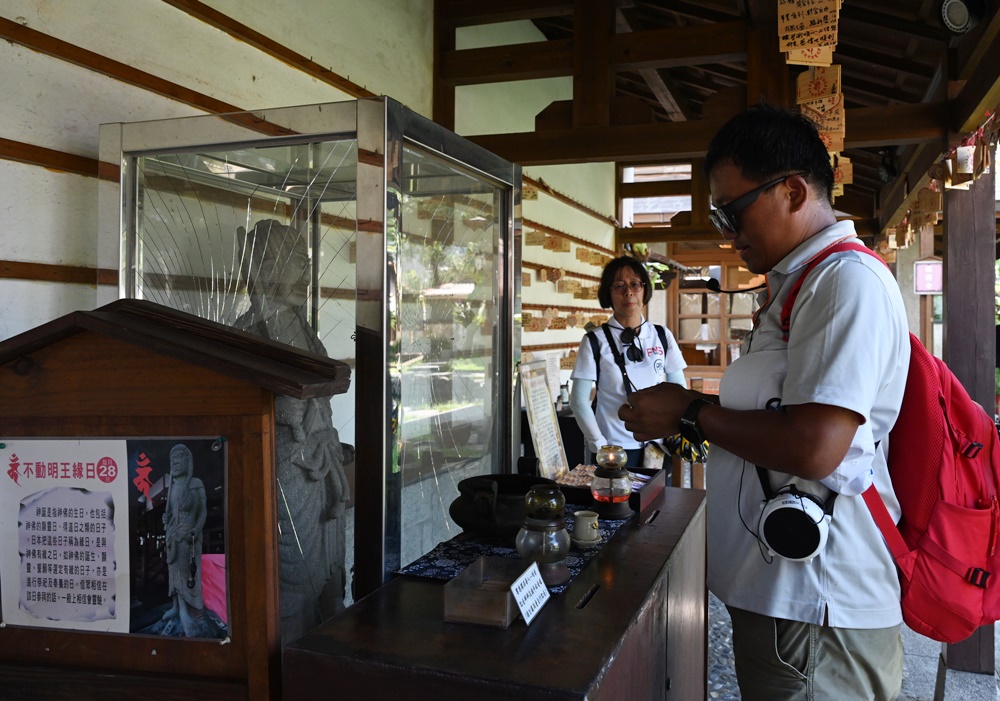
top-left (570, 256), bottom-right (687, 466)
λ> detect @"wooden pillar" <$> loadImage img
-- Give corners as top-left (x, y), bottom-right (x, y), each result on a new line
top-left (690, 158), bottom-right (710, 226)
top-left (432, 0), bottom-right (456, 130)
top-left (573, 0), bottom-right (614, 128)
top-left (941, 146), bottom-right (996, 676)
top-left (744, 1), bottom-right (790, 108)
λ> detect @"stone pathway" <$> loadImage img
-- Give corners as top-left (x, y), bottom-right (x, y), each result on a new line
top-left (708, 592), bottom-right (740, 700)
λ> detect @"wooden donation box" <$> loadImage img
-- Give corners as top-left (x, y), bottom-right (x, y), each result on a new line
top-left (0, 300), bottom-right (350, 701)
top-left (284, 488), bottom-right (707, 701)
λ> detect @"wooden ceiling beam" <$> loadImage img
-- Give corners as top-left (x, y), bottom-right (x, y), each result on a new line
top-left (675, 64), bottom-right (746, 86)
top-left (851, 218), bottom-right (882, 240)
top-left (952, 9), bottom-right (1000, 133)
top-left (470, 118), bottom-right (727, 165)
top-left (618, 224), bottom-right (721, 245)
top-left (437, 0), bottom-right (573, 27)
top-left (835, 44), bottom-right (938, 80)
top-left (843, 77), bottom-right (924, 105)
top-left (620, 179), bottom-right (691, 199)
top-left (616, 6), bottom-right (694, 121)
top-left (439, 39), bottom-right (572, 84)
top-left (844, 102), bottom-right (947, 148)
top-left (833, 188), bottom-right (876, 219)
top-left (956, 3), bottom-right (1000, 83)
top-left (440, 21), bottom-right (748, 86)
top-left (468, 102), bottom-right (947, 165)
top-left (610, 21), bottom-right (746, 70)
top-left (640, 1), bottom-right (740, 25)
top-left (877, 141), bottom-right (945, 230)
top-left (839, 5), bottom-right (950, 43)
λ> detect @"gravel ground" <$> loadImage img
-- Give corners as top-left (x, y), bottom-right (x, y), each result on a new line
top-left (708, 592), bottom-right (740, 700)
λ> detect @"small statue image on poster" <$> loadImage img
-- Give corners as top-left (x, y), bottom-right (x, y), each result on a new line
top-left (129, 438), bottom-right (228, 639)
top-left (158, 443), bottom-right (208, 636)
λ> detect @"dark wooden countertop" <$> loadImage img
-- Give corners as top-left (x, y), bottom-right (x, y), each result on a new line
top-left (283, 486), bottom-right (707, 701)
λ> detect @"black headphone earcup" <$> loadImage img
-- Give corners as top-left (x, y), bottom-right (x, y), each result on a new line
top-left (758, 488), bottom-right (830, 561)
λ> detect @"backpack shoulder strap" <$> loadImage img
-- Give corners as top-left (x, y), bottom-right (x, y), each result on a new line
top-left (654, 324), bottom-right (670, 352)
top-left (779, 241), bottom-right (886, 341)
top-left (586, 329), bottom-right (602, 389)
top-left (778, 242), bottom-right (922, 579)
top-left (601, 323), bottom-right (633, 394)
top-left (862, 485), bottom-right (912, 570)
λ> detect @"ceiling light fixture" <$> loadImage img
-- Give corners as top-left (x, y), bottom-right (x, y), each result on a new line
top-left (940, 0), bottom-right (983, 34)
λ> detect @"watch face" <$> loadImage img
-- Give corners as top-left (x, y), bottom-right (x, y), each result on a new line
top-left (679, 420), bottom-right (701, 445)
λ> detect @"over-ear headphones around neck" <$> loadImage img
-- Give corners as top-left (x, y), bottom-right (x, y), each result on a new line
top-left (757, 482), bottom-right (832, 562)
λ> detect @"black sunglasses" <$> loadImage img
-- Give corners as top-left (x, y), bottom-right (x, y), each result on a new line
top-left (620, 327), bottom-right (643, 362)
top-left (708, 173), bottom-right (805, 235)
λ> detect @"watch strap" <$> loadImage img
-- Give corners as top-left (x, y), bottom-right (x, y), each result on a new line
top-left (681, 398), bottom-right (712, 428)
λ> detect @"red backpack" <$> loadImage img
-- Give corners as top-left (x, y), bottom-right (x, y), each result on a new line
top-left (782, 241), bottom-right (1000, 643)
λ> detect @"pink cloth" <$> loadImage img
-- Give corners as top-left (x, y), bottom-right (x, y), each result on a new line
top-left (201, 554), bottom-right (227, 624)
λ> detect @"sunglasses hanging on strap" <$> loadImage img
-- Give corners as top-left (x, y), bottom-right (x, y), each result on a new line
top-left (601, 324), bottom-right (638, 392)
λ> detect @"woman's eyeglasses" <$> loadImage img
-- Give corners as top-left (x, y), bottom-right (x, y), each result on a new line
top-left (611, 281), bottom-right (644, 295)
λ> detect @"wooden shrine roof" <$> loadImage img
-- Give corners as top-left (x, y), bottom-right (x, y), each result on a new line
top-left (0, 299), bottom-right (351, 400)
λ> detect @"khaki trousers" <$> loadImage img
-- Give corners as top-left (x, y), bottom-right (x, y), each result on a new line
top-left (727, 605), bottom-right (903, 701)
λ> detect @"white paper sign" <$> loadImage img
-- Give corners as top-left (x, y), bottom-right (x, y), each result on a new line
top-left (520, 361), bottom-right (569, 481)
top-left (544, 353), bottom-right (562, 402)
top-left (511, 561), bottom-right (550, 625)
top-left (0, 439), bottom-right (131, 633)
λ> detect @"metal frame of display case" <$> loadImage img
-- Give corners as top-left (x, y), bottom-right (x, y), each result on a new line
top-left (99, 96), bottom-right (522, 602)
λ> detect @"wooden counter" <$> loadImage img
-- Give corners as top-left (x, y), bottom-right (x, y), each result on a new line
top-left (283, 487), bottom-right (707, 701)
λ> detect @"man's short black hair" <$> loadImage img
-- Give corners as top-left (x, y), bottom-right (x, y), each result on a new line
top-left (703, 104), bottom-right (835, 203)
top-left (598, 256), bottom-right (653, 309)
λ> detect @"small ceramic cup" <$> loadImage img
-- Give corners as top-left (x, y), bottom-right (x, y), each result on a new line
top-left (573, 510), bottom-right (600, 541)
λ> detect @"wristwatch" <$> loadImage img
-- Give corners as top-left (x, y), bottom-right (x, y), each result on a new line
top-left (678, 398), bottom-right (712, 444)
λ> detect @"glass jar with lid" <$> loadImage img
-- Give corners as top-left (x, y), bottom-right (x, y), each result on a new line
top-left (591, 445), bottom-right (632, 519)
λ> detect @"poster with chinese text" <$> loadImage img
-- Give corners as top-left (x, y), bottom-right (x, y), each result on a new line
top-left (0, 438), bottom-right (228, 640)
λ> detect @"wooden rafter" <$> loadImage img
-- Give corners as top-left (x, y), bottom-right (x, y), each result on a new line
top-left (468, 103), bottom-right (947, 165)
top-left (437, 0), bottom-right (574, 27)
top-left (438, 22), bottom-right (747, 85)
top-left (615, 5), bottom-right (694, 121)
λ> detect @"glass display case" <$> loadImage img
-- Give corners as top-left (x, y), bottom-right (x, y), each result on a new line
top-left (99, 97), bottom-right (521, 624)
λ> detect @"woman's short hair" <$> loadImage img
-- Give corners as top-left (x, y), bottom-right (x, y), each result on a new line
top-left (598, 256), bottom-right (653, 308)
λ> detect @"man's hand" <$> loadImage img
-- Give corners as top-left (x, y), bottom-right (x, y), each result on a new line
top-left (618, 383), bottom-right (704, 441)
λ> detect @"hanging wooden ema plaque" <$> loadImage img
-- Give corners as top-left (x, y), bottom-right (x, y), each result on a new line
top-left (778, 0), bottom-right (840, 54)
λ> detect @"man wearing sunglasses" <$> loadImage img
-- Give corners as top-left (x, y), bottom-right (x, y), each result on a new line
top-left (620, 105), bottom-right (909, 700)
